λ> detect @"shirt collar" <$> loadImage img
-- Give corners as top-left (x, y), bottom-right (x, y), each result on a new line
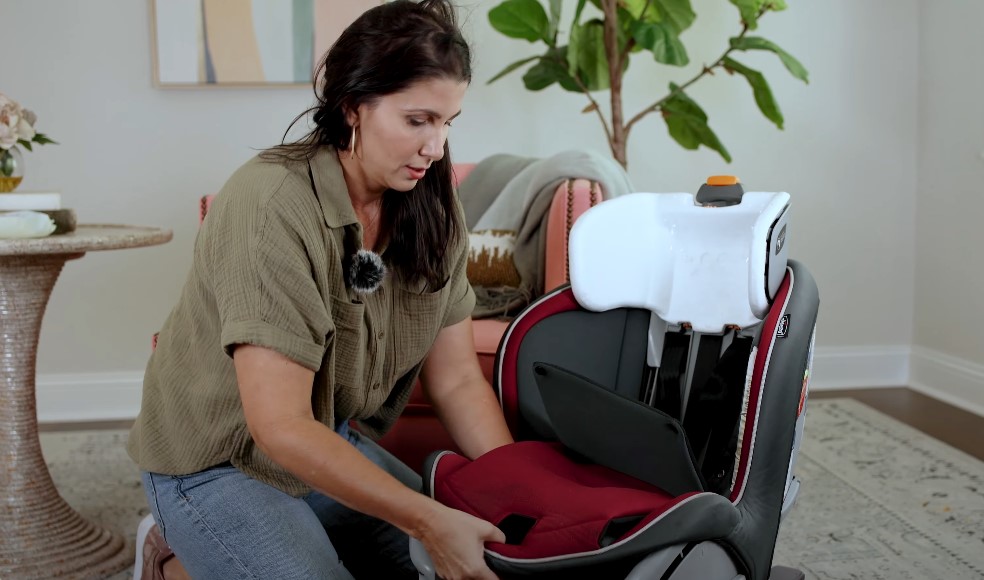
top-left (309, 146), bottom-right (358, 229)
top-left (309, 146), bottom-right (390, 254)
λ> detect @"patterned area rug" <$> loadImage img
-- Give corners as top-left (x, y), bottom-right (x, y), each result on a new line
top-left (773, 398), bottom-right (984, 579)
top-left (38, 398), bottom-right (984, 580)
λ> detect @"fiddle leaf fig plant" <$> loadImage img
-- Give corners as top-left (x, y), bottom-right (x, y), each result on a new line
top-left (488, 0), bottom-right (808, 168)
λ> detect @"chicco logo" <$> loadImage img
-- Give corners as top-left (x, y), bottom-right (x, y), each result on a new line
top-left (777, 314), bottom-right (790, 338)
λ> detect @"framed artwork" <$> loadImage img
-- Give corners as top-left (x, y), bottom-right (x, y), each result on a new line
top-left (150, 0), bottom-right (382, 87)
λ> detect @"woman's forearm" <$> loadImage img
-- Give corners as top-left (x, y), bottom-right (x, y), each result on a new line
top-left (430, 378), bottom-right (513, 460)
top-left (253, 417), bottom-right (438, 538)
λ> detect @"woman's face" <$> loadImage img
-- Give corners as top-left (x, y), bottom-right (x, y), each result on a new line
top-left (348, 77), bottom-right (467, 196)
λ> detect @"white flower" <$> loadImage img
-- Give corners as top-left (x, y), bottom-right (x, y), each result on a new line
top-left (0, 93), bottom-right (25, 150)
top-left (0, 115), bottom-right (18, 151)
top-left (17, 115), bottom-right (35, 141)
top-left (0, 92), bottom-right (55, 152)
top-left (0, 123), bottom-right (16, 150)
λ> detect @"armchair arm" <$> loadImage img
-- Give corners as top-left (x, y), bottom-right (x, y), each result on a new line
top-left (452, 163), bottom-right (476, 187)
top-left (544, 178), bottom-right (602, 292)
top-left (200, 194), bottom-right (215, 224)
top-left (456, 163), bottom-right (604, 293)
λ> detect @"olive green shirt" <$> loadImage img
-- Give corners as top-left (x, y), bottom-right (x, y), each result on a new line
top-left (127, 147), bottom-right (475, 496)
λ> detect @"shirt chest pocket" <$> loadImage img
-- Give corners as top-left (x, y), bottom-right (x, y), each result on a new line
top-left (390, 285), bottom-right (447, 378)
top-left (328, 297), bottom-right (367, 397)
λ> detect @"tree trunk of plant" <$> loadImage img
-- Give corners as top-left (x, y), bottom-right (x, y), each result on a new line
top-left (609, 100), bottom-right (628, 168)
top-left (601, 0), bottom-right (628, 169)
top-left (610, 129), bottom-right (628, 168)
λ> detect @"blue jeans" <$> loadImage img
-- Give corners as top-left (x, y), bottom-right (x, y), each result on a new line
top-left (141, 423), bottom-right (422, 579)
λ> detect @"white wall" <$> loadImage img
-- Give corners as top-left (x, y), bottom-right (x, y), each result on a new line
top-left (912, 1), bottom-right (984, 414)
top-left (0, 0), bottom-right (944, 421)
top-left (457, 0), bottom-right (920, 385)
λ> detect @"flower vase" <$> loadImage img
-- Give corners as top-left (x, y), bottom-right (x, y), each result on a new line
top-left (0, 147), bottom-right (24, 193)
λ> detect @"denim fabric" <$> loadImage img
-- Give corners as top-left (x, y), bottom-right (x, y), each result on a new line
top-left (141, 423), bottom-right (422, 579)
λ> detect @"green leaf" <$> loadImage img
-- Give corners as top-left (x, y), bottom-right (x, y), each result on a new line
top-left (623, 0), bottom-right (659, 21)
top-left (549, 47), bottom-right (582, 92)
top-left (572, 6), bottom-right (638, 63)
top-left (730, 36), bottom-right (808, 82)
top-left (569, 0), bottom-right (589, 68)
top-left (573, 0), bottom-right (588, 25)
top-left (722, 56), bottom-right (784, 128)
top-left (632, 21), bottom-right (689, 66)
top-left (729, 0), bottom-right (763, 29)
top-left (570, 20), bottom-right (611, 91)
top-left (567, 22), bottom-right (583, 77)
top-left (32, 133), bottom-right (58, 145)
top-left (488, 56), bottom-right (541, 84)
top-left (548, 0), bottom-right (563, 40)
top-left (522, 60), bottom-right (558, 90)
top-left (662, 85), bottom-right (732, 162)
top-left (573, 12), bottom-right (637, 74)
top-left (522, 48), bottom-right (580, 92)
top-left (17, 139), bottom-right (33, 152)
top-left (654, 0), bottom-right (696, 34)
top-left (489, 0), bottom-right (551, 43)
top-left (619, 0), bottom-right (695, 30)
top-left (767, 0), bottom-right (788, 11)
top-left (616, 5), bottom-right (641, 53)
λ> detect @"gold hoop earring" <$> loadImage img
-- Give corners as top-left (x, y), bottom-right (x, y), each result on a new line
top-left (348, 125), bottom-right (361, 160)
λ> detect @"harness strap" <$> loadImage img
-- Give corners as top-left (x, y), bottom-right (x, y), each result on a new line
top-left (683, 335), bottom-right (754, 495)
top-left (649, 331), bottom-right (690, 418)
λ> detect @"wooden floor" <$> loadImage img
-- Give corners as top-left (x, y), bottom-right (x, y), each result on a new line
top-left (812, 387), bottom-right (984, 461)
top-left (40, 387), bottom-right (983, 461)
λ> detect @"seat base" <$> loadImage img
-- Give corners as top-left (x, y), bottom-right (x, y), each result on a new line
top-left (412, 538), bottom-right (806, 580)
top-left (768, 566), bottom-right (806, 580)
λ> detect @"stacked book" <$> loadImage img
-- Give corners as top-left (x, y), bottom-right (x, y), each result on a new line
top-left (0, 192), bottom-right (76, 234)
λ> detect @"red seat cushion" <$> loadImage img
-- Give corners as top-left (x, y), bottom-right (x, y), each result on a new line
top-left (430, 441), bottom-right (700, 559)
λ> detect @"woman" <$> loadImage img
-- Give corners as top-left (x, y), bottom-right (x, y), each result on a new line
top-left (127, 1), bottom-right (513, 578)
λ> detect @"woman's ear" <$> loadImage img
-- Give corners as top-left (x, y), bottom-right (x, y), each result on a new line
top-left (343, 104), bottom-right (359, 128)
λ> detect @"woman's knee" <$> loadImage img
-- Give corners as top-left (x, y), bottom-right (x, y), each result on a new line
top-left (142, 466), bottom-right (353, 579)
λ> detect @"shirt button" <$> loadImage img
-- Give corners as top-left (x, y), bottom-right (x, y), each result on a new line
top-left (377, 330), bottom-right (385, 339)
top-left (372, 382), bottom-right (380, 390)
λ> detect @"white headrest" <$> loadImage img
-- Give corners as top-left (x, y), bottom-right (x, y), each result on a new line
top-left (568, 191), bottom-right (790, 332)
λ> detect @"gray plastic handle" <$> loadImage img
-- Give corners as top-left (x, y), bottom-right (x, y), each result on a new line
top-left (410, 537), bottom-right (437, 580)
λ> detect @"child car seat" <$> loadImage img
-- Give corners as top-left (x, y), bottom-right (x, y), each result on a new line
top-left (412, 177), bottom-right (819, 580)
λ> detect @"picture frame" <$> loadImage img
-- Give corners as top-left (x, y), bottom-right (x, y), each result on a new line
top-left (150, 0), bottom-right (382, 88)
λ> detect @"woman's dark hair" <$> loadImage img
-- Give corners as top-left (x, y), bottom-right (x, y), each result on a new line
top-left (262, 0), bottom-right (471, 290)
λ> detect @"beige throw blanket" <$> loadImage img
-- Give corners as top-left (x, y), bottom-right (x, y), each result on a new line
top-left (458, 150), bottom-right (633, 318)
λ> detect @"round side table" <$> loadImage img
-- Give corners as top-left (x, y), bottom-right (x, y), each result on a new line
top-left (0, 225), bottom-right (172, 579)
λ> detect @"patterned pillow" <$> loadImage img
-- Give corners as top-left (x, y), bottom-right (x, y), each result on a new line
top-left (467, 229), bottom-right (521, 288)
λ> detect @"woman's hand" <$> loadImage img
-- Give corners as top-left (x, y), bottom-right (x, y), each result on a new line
top-left (419, 505), bottom-right (505, 580)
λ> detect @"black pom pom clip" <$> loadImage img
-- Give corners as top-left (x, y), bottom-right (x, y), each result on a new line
top-left (345, 249), bottom-right (387, 294)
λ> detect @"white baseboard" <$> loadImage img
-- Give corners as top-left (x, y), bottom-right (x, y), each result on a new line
top-left (810, 345), bottom-right (911, 390)
top-left (31, 345), bottom-right (984, 423)
top-left (36, 372), bottom-right (143, 423)
top-left (909, 346), bottom-right (984, 418)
